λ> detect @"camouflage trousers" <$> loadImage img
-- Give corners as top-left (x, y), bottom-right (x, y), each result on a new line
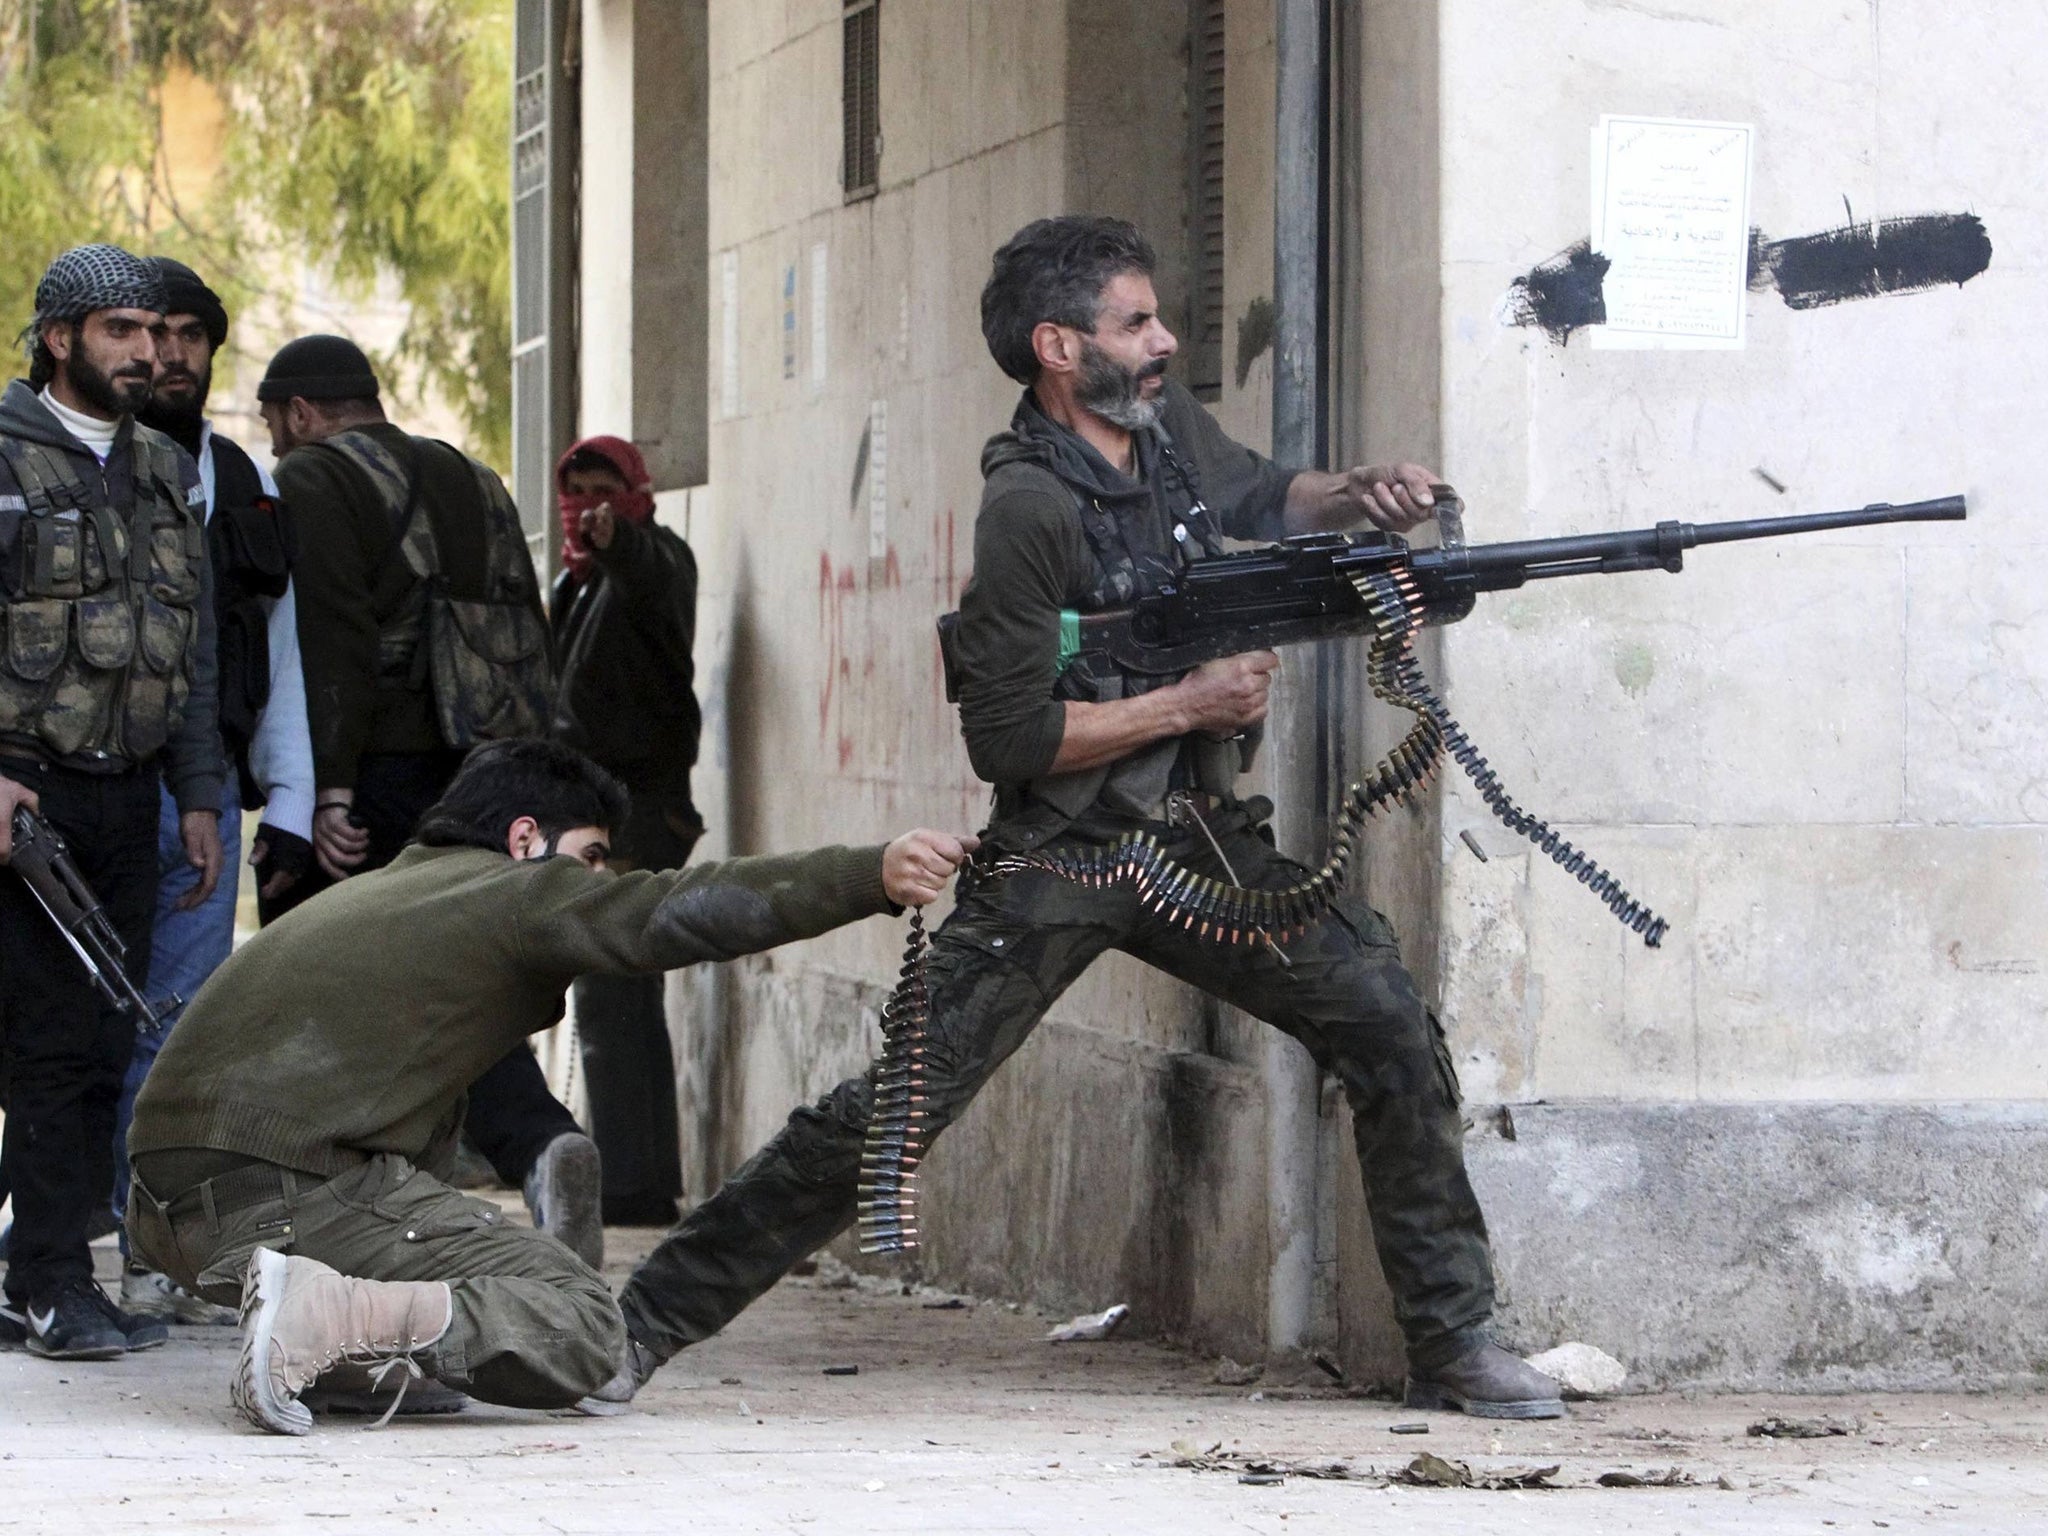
top-left (620, 809), bottom-right (1496, 1369)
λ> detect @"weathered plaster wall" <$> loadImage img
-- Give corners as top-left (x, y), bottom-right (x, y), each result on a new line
top-left (1430, 0), bottom-right (2044, 1108)
top-left (1414, 0), bottom-right (2048, 1385)
top-left (625, 0), bottom-right (1281, 1358)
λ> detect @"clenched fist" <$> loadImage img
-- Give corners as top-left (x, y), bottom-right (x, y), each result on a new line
top-left (882, 828), bottom-right (980, 907)
top-left (1175, 650), bottom-right (1280, 739)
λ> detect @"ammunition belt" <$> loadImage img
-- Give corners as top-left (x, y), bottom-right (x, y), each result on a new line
top-left (855, 908), bottom-right (930, 1255)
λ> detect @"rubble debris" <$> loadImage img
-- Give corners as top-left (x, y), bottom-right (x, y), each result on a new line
top-left (1047, 1304), bottom-right (1129, 1343)
top-left (1171, 1444), bottom-right (1736, 1494)
top-left (1396, 1453), bottom-right (1563, 1490)
top-left (1526, 1342), bottom-right (1627, 1398)
top-left (1748, 1414), bottom-right (1859, 1439)
top-left (1213, 1358), bottom-right (1265, 1387)
top-left (1173, 1446), bottom-right (1369, 1482)
top-left (1597, 1466), bottom-right (1699, 1488)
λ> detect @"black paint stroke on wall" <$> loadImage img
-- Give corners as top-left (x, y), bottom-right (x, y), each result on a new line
top-left (1502, 240), bottom-right (1612, 344)
top-left (1507, 211), bottom-right (1992, 342)
top-left (1754, 213), bottom-right (1993, 310)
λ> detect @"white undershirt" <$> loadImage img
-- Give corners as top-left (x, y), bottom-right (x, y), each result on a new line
top-left (39, 386), bottom-right (117, 462)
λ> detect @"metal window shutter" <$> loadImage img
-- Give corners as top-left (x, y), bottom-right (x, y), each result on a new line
top-left (1189, 0), bottom-right (1227, 397)
top-left (843, 0), bottom-right (880, 201)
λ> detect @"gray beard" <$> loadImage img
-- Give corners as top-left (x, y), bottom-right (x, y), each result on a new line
top-left (1076, 341), bottom-right (1165, 432)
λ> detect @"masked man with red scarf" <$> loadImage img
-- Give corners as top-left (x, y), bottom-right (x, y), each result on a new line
top-left (550, 436), bottom-right (703, 1227)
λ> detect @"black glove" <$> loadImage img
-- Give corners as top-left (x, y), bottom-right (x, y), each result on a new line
top-left (251, 823), bottom-right (315, 890)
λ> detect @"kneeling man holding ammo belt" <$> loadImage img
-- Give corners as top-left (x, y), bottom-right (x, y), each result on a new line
top-left (126, 736), bottom-right (971, 1435)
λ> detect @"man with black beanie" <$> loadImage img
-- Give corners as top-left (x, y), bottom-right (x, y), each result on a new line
top-left (97, 257), bottom-right (316, 1328)
top-left (255, 337), bottom-right (602, 1267)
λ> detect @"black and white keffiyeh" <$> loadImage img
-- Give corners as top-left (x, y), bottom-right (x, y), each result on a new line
top-left (31, 243), bottom-right (168, 328)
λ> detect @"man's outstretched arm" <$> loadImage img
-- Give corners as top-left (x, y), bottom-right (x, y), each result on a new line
top-left (516, 829), bottom-right (976, 979)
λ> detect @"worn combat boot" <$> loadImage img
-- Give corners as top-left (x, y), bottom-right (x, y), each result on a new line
top-left (123, 1263), bottom-right (237, 1326)
top-left (524, 1132), bottom-right (604, 1269)
top-left (574, 1332), bottom-right (661, 1416)
top-left (1404, 1338), bottom-right (1566, 1419)
top-left (231, 1248), bottom-right (453, 1435)
top-left (301, 1369), bottom-right (472, 1419)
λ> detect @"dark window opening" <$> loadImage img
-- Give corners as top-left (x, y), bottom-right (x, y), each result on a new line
top-left (1185, 0), bottom-right (1226, 399)
top-left (843, 0), bottom-right (880, 202)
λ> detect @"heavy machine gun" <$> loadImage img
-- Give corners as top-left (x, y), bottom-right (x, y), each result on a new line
top-left (943, 493), bottom-right (1968, 689)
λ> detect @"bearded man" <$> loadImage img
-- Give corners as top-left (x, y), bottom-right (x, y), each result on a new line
top-left (599, 216), bottom-right (1564, 1422)
top-left (0, 244), bottom-right (223, 1361)
top-left (96, 257), bottom-right (316, 1328)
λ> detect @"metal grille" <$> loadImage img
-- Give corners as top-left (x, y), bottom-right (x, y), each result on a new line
top-left (514, 0), bottom-right (546, 77)
top-left (1186, 0), bottom-right (1227, 398)
top-left (842, 0), bottom-right (880, 201)
top-left (510, 0), bottom-right (559, 547)
top-left (513, 345), bottom-right (548, 543)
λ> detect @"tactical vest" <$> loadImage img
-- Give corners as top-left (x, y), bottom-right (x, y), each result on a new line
top-left (208, 433), bottom-right (295, 805)
top-left (1014, 431), bottom-right (1237, 831)
top-left (303, 429), bottom-right (554, 748)
top-left (0, 422), bottom-right (207, 767)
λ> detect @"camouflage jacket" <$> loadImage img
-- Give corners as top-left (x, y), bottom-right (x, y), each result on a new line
top-left (0, 380), bottom-right (223, 809)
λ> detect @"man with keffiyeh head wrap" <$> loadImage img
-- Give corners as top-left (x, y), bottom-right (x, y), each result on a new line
top-left (548, 433), bottom-right (702, 1227)
top-left (0, 243), bottom-right (224, 1363)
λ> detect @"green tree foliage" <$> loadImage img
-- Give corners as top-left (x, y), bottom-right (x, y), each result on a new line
top-left (0, 0), bottom-right (512, 464)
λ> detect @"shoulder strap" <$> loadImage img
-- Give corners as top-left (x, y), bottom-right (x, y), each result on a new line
top-left (294, 433), bottom-right (437, 575)
top-left (0, 431), bottom-right (144, 583)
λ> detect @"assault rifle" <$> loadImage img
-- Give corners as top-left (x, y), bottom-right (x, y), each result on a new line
top-left (8, 806), bottom-right (174, 1028)
top-left (939, 492), bottom-right (1968, 696)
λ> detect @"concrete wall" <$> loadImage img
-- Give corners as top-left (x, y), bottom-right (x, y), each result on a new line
top-left (588, 0), bottom-right (1287, 1364)
top-left (1411, 0), bottom-right (2048, 1386)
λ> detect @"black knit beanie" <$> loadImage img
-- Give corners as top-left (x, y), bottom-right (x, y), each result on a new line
top-left (152, 258), bottom-right (229, 348)
top-left (256, 334), bottom-right (380, 402)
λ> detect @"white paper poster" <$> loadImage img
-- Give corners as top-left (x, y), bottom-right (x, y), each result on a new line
top-left (1590, 115), bottom-right (1753, 350)
top-left (810, 242), bottom-right (829, 391)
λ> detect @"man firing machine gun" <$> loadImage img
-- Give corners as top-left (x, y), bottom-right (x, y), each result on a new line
top-left (592, 215), bottom-right (1966, 1425)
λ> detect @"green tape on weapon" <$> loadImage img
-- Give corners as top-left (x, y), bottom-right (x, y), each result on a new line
top-left (1056, 609), bottom-right (1081, 675)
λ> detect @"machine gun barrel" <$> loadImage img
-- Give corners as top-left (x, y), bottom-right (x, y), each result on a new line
top-left (1435, 495), bottom-right (1968, 592)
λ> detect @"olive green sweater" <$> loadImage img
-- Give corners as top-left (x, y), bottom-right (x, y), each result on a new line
top-left (130, 840), bottom-right (893, 1176)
